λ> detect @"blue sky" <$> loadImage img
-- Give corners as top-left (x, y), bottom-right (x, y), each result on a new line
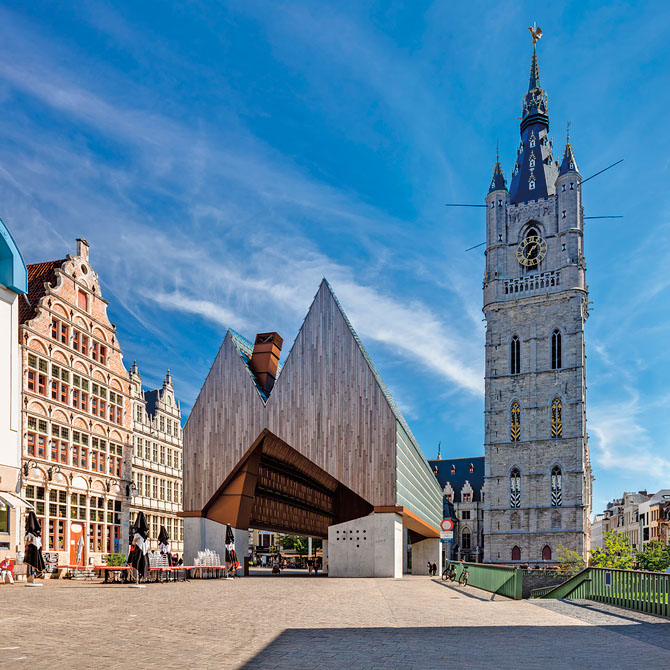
top-left (2, 1), bottom-right (669, 514)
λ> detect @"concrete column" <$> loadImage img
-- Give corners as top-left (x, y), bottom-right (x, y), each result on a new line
top-left (322, 539), bottom-right (328, 573)
top-left (184, 517), bottom-right (249, 569)
top-left (402, 526), bottom-right (409, 573)
top-left (327, 512), bottom-right (402, 578)
top-left (411, 536), bottom-right (441, 575)
top-left (373, 512), bottom-right (403, 578)
top-left (308, 536), bottom-right (312, 558)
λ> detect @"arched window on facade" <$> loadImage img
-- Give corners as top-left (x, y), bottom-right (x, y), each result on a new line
top-left (510, 468), bottom-right (521, 508)
top-left (551, 398), bottom-right (562, 439)
top-left (511, 402), bottom-right (521, 442)
top-left (551, 329), bottom-right (562, 369)
top-left (542, 545), bottom-right (552, 561)
top-left (512, 545), bottom-right (521, 561)
top-left (510, 335), bottom-right (521, 375)
top-left (461, 528), bottom-right (471, 551)
top-left (551, 465), bottom-right (563, 507)
top-left (450, 464), bottom-right (456, 474)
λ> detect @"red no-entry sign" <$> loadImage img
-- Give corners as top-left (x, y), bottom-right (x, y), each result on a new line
top-left (440, 519), bottom-right (454, 532)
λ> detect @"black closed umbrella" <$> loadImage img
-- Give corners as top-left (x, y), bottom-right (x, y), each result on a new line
top-left (128, 512), bottom-right (149, 581)
top-left (24, 511), bottom-right (46, 576)
top-left (158, 525), bottom-right (172, 566)
top-left (225, 524), bottom-right (239, 570)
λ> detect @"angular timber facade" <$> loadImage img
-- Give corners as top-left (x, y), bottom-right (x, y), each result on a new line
top-left (182, 280), bottom-right (443, 577)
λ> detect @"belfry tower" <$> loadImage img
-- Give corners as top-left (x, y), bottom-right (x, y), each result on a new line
top-left (482, 31), bottom-right (592, 564)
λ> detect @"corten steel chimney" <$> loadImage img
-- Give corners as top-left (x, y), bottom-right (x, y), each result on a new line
top-left (249, 332), bottom-right (283, 396)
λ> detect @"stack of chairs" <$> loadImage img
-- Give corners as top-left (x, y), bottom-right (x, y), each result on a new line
top-left (148, 552), bottom-right (171, 582)
top-left (194, 549), bottom-right (223, 578)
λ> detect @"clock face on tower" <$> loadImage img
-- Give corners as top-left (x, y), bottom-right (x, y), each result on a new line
top-left (516, 235), bottom-right (547, 267)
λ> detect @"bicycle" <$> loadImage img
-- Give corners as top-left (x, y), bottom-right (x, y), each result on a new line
top-left (442, 563), bottom-right (457, 582)
top-left (458, 566), bottom-right (469, 586)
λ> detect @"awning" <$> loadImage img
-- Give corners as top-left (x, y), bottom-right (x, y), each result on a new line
top-left (0, 492), bottom-right (34, 510)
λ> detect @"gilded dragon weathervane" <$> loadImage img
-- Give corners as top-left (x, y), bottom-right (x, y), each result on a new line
top-left (529, 22), bottom-right (543, 46)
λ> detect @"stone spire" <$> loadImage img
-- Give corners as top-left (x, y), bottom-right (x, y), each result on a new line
top-left (559, 123), bottom-right (580, 175)
top-left (489, 143), bottom-right (508, 193)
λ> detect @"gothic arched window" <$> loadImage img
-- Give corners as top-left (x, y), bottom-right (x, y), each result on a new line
top-left (551, 465), bottom-right (563, 507)
top-left (510, 335), bottom-right (521, 375)
top-left (450, 464), bottom-right (456, 474)
top-left (510, 468), bottom-right (521, 508)
top-left (462, 528), bottom-right (471, 550)
top-left (551, 329), bottom-right (562, 369)
top-left (542, 545), bottom-right (552, 561)
top-left (512, 545), bottom-right (521, 561)
top-left (511, 403), bottom-right (521, 442)
top-left (551, 399), bottom-right (563, 439)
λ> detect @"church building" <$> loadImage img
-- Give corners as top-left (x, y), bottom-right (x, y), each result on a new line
top-left (482, 35), bottom-right (593, 564)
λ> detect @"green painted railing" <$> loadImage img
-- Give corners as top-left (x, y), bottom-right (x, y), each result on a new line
top-left (452, 562), bottom-right (522, 600)
top-left (530, 584), bottom-right (561, 599)
top-left (538, 567), bottom-right (670, 617)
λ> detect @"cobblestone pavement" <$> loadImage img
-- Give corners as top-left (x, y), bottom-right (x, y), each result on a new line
top-left (1, 576), bottom-right (669, 669)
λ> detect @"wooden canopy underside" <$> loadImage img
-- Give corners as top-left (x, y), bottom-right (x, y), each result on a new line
top-left (203, 431), bottom-right (373, 539)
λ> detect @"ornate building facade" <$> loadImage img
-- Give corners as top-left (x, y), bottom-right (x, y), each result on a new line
top-left (18, 240), bottom-right (133, 566)
top-left (129, 363), bottom-right (183, 555)
top-left (482, 39), bottom-right (592, 564)
top-left (430, 456), bottom-right (485, 563)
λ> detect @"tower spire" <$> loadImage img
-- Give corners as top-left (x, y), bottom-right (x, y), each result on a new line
top-left (528, 47), bottom-right (541, 91)
top-left (559, 120), bottom-right (580, 175)
top-left (489, 142), bottom-right (507, 192)
top-left (509, 25), bottom-right (558, 205)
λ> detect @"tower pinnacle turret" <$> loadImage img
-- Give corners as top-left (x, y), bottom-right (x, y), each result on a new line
top-left (559, 123), bottom-right (580, 175)
top-left (489, 144), bottom-right (508, 193)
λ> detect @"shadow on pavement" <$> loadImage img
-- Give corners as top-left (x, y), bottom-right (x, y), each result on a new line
top-left (238, 622), bottom-right (670, 670)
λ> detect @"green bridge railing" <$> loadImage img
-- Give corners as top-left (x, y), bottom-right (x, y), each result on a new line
top-left (535, 567), bottom-right (670, 618)
top-left (452, 562), bottom-right (522, 600)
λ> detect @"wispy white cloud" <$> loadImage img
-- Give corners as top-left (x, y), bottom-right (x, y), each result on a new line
top-left (0, 10), bottom-right (484, 406)
top-left (590, 388), bottom-right (670, 484)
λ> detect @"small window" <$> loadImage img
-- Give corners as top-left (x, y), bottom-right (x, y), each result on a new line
top-left (512, 545), bottom-right (521, 561)
top-left (529, 139), bottom-right (536, 148)
top-left (562, 210), bottom-right (566, 219)
top-left (551, 465), bottom-right (563, 505)
top-left (551, 399), bottom-right (563, 439)
top-left (529, 180), bottom-right (536, 190)
top-left (450, 465), bottom-right (456, 474)
top-left (78, 290), bottom-right (88, 311)
top-left (551, 329), bottom-right (562, 369)
top-left (510, 468), bottom-right (521, 507)
top-left (562, 184), bottom-right (566, 192)
top-left (542, 545), bottom-right (552, 561)
top-left (511, 403), bottom-right (521, 442)
top-left (469, 463), bottom-right (475, 473)
top-left (510, 335), bottom-right (521, 375)
top-left (570, 182), bottom-right (574, 190)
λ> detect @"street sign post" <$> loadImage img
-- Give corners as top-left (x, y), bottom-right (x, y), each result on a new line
top-left (440, 530), bottom-right (453, 541)
top-left (440, 519), bottom-right (454, 532)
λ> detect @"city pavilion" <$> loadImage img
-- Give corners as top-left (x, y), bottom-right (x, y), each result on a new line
top-left (181, 279), bottom-right (443, 577)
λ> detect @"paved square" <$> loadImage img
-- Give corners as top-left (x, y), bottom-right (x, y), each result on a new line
top-left (1, 575), bottom-right (669, 669)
